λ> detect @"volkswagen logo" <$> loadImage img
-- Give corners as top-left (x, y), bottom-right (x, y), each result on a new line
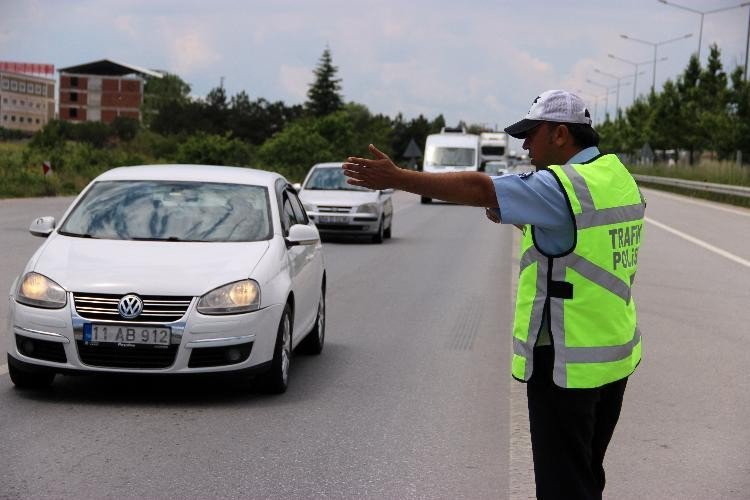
top-left (118, 294), bottom-right (143, 319)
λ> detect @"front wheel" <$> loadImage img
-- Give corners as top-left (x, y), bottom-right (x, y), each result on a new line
top-left (260, 304), bottom-right (292, 394)
top-left (420, 196), bottom-right (432, 204)
top-left (8, 358), bottom-right (55, 390)
top-left (384, 218), bottom-right (392, 239)
top-left (372, 217), bottom-right (384, 244)
top-left (300, 286), bottom-right (325, 355)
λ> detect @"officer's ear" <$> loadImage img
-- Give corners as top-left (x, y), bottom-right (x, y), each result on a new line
top-left (550, 124), bottom-right (570, 147)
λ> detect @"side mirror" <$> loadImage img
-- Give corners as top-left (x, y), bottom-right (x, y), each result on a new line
top-left (30, 216), bottom-right (56, 237)
top-left (285, 224), bottom-right (319, 247)
top-left (292, 182), bottom-right (302, 191)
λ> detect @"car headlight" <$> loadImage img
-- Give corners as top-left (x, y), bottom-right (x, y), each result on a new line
top-left (16, 272), bottom-right (67, 309)
top-left (302, 202), bottom-right (315, 212)
top-left (356, 203), bottom-right (378, 215)
top-left (197, 279), bottom-right (261, 315)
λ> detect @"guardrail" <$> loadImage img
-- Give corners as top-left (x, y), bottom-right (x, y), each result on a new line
top-left (633, 174), bottom-right (750, 199)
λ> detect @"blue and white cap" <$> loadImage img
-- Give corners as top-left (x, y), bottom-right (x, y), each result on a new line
top-left (505, 90), bottom-right (592, 139)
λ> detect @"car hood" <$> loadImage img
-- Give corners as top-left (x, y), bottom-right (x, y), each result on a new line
top-left (299, 190), bottom-right (379, 206)
top-left (32, 235), bottom-right (270, 296)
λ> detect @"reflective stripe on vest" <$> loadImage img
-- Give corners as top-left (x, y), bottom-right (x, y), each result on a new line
top-left (511, 154), bottom-right (645, 388)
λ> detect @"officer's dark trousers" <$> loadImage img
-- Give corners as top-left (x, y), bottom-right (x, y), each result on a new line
top-left (527, 345), bottom-right (628, 500)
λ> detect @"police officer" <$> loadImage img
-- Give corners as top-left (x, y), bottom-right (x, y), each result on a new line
top-left (342, 89), bottom-right (645, 500)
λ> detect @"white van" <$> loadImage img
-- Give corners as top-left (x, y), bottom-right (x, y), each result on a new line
top-left (421, 128), bottom-right (480, 203)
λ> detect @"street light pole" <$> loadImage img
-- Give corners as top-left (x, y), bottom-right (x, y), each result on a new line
top-left (586, 79), bottom-right (618, 120)
top-left (594, 69), bottom-right (634, 114)
top-left (620, 33), bottom-right (693, 94)
top-left (746, 7), bottom-right (750, 80)
top-left (657, 0), bottom-right (750, 61)
top-left (608, 53), bottom-right (668, 100)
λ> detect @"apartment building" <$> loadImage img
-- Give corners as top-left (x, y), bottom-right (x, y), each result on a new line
top-left (0, 62), bottom-right (55, 133)
top-left (58, 59), bottom-right (162, 123)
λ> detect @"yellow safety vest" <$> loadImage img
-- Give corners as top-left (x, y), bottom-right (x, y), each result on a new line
top-left (511, 154), bottom-right (646, 388)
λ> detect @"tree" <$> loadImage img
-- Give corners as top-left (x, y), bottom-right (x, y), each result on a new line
top-left (142, 73), bottom-right (191, 128)
top-left (306, 47), bottom-right (343, 117)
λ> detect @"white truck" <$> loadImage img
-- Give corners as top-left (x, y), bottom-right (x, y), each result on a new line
top-left (479, 132), bottom-right (509, 165)
top-left (421, 127), bottom-right (480, 204)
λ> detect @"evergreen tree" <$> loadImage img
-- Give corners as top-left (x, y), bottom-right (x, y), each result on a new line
top-left (306, 47), bottom-right (343, 117)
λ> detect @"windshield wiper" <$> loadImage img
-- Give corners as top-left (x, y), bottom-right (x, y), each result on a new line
top-left (131, 236), bottom-right (183, 242)
top-left (58, 230), bottom-right (97, 238)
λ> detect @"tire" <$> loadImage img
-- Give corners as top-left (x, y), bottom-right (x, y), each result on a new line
top-left (8, 359), bottom-right (55, 390)
top-left (372, 217), bottom-right (384, 243)
top-left (300, 286), bottom-right (325, 355)
top-left (260, 304), bottom-right (292, 394)
top-left (384, 218), bottom-right (392, 239)
top-left (420, 197), bottom-right (432, 204)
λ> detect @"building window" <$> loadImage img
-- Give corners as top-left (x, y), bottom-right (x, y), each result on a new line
top-left (1, 79), bottom-right (8, 90)
top-left (2, 97), bottom-right (6, 103)
top-left (35, 84), bottom-right (42, 95)
top-left (11, 115), bottom-right (16, 122)
top-left (19, 82), bottom-right (26, 92)
top-left (70, 92), bottom-right (78, 102)
top-left (10, 80), bottom-right (17, 91)
top-left (2, 115), bottom-right (6, 121)
top-left (27, 83), bottom-right (35, 94)
top-left (69, 108), bottom-right (78, 118)
top-left (36, 118), bottom-right (40, 124)
top-left (71, 76), bottom-right (79, 87)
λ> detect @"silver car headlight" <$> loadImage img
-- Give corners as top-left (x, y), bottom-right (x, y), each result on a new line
top-left (197, 279), bottom-right (261, 315)
top-left (356, 203), bottom-right (378, 215)
top-left (302, 202), bottom-right (315, 212)
top-left (16, 272), bottom-right (67, 309)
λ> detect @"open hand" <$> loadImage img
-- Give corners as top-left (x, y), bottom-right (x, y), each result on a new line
top-left (342, 144), bottom-right (403, 190)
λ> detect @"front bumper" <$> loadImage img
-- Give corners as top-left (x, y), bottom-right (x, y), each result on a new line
top-left (308, 212), bottom-right (380, 234)
top-left (7, 297), bottom-right (284, 375)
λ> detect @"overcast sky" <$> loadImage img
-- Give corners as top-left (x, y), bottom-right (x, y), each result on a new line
top-left (3, 0), bottom-right (750, 152)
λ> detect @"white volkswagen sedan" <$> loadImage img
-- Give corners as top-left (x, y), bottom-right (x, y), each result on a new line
top-left (7, 165), bottom-right (326, 394)
top-left (298, 162), bottom-right (393, 243)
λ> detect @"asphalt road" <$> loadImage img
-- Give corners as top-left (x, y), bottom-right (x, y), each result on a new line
top-left (0, 187), bottom-right (748, 499)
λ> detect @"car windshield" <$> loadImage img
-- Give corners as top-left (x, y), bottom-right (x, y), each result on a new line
top-left (425, 146), bottom-right (476, 167)
top-left (303, 167), bottom-right (371, 191)
top-left (58, 180), bottom-right (272, 242)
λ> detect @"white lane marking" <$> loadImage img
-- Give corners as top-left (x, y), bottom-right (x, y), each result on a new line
top-left (508, 228), bottom-right (536, 498)
top-left (646, 216), bottom-right (750, 268)
top-left (643, 188), bottom-right (750, 218)
top-left (0, 364), bottom-right (8, 376)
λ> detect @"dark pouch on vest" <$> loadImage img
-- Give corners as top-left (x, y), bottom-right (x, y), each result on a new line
top-left (549, 280), bottom-right (573, 299)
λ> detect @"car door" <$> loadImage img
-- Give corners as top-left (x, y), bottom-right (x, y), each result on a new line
top-left (282, 188), bottom-right (321, 342)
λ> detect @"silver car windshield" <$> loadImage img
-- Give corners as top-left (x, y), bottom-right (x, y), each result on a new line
top-left (304, 167), bottom-right (371, 191)
top-left (59, 180), bottom-right (272, 242)
top-left (425, 146), bottom-right (476, 167)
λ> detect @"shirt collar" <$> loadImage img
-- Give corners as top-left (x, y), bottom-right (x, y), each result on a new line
top-left (566, 146), bottom-right (600, 165)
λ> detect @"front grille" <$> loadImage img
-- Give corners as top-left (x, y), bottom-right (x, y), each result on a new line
top-left (188, 342), bottom-right (253, 368)
top-left (16, 334), bottom-right (67, 363)
top-left (76, 341), bottom-right (178, 368)
top-left (73, 293), bottom-right (192, 323)
top-left (316, 224), bottom-right (367, 231)
top-left (318, 206), bottom-right (352, 213)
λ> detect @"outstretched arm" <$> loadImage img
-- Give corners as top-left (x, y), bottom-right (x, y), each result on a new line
top-left (342, 144), bottom-right (499, 208)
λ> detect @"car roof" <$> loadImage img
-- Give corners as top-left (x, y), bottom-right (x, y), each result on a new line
top-left (311, 162), bottom-right (344, 169)
top-left (94, 164), bottom-right (286, 188)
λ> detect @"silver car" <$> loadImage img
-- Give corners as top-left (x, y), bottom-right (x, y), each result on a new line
top-left (298, 162), bottom-right (394, 243)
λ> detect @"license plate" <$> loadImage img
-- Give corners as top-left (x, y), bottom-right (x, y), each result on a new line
top-left (318, 215), bottom-right (347, 224)
top-left (83, 323), bottom-right (171, 345)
